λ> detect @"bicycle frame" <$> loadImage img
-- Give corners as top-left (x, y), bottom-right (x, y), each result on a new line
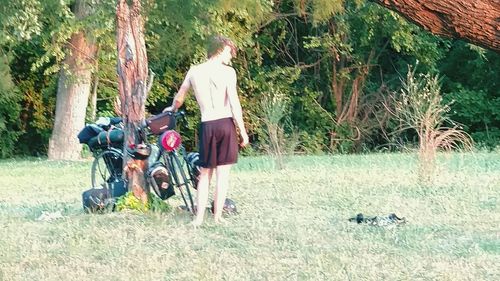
top-left (161, 148), bottom-right (196, 214)
top-left (145, 111), bottom-right (198, 214)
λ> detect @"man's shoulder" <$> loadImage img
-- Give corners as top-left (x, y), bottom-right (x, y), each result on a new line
top-left (190, 62), bottom-right (235, 77)
top-left (221, 65), bottom-right (236, 76)
top-left (186, 64), bottom-right (203, 78)
top-left (188, 64), bottom-right (200, 72)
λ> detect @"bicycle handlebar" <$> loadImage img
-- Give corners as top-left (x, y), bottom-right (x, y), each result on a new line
top-left (173, 110), bottom-right (185, 119)
top-left (171, 110), bottom-right (189, 130)
top-left (164, 110), bottom-right (186, 126)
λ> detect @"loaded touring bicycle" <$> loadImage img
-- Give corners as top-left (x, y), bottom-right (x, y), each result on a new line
top-left (78, 111), bottom-right (201, 214)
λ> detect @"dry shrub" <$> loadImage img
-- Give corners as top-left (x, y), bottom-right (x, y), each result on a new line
top-left (260, 91), bottom-right (298, 169)
top-left (387, 65), bottom-right (473, 182)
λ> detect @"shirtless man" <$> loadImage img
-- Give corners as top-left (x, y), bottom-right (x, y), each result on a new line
top-left (164, 36), bottom-right (249, 226)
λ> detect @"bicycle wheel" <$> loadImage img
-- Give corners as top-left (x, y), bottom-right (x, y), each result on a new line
top-left (91, 148), bottom-right (124, 189)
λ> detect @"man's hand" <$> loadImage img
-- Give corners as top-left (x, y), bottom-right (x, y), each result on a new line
top-left (240, 132), bottom-right (249, 147)
top-left (163, 106), bottom-right (175, 113)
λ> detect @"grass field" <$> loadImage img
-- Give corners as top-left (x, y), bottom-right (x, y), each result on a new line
top-left (0, 153), bottom-right (498, 280)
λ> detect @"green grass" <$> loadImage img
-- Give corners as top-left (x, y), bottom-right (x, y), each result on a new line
top-left (0, 153), bottom-right (499, 280)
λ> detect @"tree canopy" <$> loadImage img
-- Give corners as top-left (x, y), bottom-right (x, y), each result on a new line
top-left (0, 0), bottom-right (498, 158)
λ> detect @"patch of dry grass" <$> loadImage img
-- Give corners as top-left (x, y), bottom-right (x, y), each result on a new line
top-left (0, 153), bottom-right (498, 280)
top-left (386, 67), bottom-right (473, 183)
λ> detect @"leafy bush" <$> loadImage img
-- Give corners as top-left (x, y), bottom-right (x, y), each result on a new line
top-left (116, 192), bottom-right (172, 213)
top-left (15, 78), bottom-right (55, 156)
top-left (0, 55), bottom-right (22, 158)
top-left (440, 41), bottom-right (500, 149)
top-left (442, 87), bottom-right (500, 149)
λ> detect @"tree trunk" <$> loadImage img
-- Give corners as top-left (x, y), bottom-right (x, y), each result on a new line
top-left (90, 47), bottom-right (100, 122)
top-left (89, 72), bottom-right (98, 122)
top-left (116, 0), bottom-right (151, 203)
top-left (370, 0), bottom-right (500, 52)
top-left (48, 0), bottom-right (97, 160)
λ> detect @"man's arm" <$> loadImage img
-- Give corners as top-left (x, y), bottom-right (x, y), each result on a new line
top-left (164, 68), bottom-right (192, 112)
top-left (226, 68), bottom-right (249, 146)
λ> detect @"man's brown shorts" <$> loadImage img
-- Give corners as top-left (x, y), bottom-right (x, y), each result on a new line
top-left (198, 118), bottom-right (238, 168)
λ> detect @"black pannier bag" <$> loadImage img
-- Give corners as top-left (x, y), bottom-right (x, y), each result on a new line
top-left (107, 176), bottom-right (127, 198)
top-left (146, 111), bottom-right (176, 135)
top-left (87, 129), bottom-right (125, 149)
top-left (82, 187), bottom-right (113, 213)
top-left (77, 124), bottom-right (103, 144)
top-left (148, 162), bottom-right (175, 200)
top-left (82, 178), bottom-right (127, 213)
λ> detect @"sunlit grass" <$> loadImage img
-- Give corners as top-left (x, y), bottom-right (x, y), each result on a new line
top-left (0, 153), bottom-right (498, 280)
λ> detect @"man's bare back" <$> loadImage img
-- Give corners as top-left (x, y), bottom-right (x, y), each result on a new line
top-left (186, 61), bottom-right (238, 122)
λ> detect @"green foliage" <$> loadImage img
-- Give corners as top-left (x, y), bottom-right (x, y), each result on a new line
top-left (0, 0), bottom-right (43, 43)
top-left (293, 0), bottom-right (347, 24)
top-left (115, 191), bottom-right (172, 213)
top-left (32, 0), bottom-right (116, 75)
top-left (16, 78), bottom-right (56, 156)
top-left (440, 42), bottom-right (500, 148)
top-left (443, 87), bottom-right (500, 148)
top-left (0, 54), bottom-right (22, 158)
top-left (116, 192), bottom-right (149, 212)
top-left (8, 38), bottom-right (57, 156)
top-left (248, 67), bottom-right (301, 155)
top-left (0, 54), bottom-right (14, 92)
top-left (297, 131), bottom-right (327, 154)
top-left (0, 0), bottom-right (498, 156)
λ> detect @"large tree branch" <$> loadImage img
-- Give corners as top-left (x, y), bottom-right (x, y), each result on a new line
top-left (370, 0), bottom-right (500, 52)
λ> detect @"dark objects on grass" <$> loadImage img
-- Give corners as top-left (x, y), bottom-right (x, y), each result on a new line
top-left (211, 198), bottom-right (238, 215)
top-left (82, 187), bottom-right (116, 214)
top-left (349, 213), bottom-right (406, 226)
top-left (82, 177), bottom-right (126, 214)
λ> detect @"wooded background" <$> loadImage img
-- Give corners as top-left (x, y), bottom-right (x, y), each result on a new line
top-left (0, 0), bottom-right (498, 159)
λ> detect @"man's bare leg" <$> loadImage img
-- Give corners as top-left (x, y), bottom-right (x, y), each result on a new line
top-left (214, 164), bottom-right (232, 223)
top-left (192, 167), bottom-right (213, 226)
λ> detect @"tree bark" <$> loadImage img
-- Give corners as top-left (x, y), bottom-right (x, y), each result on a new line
top-left (90, 47), bottom-right (100, 122)
top-left (48, 0), bottom-right (97, 160)
top-left (370, 0), bottom-right (500, 52)
top-left (116, 0), bottom-right (150, 203)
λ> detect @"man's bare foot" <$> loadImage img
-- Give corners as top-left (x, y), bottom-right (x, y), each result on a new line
top-left (214, 216), bottom-right (227, 225)
top-left (191, 219), bottom-right (203, 227)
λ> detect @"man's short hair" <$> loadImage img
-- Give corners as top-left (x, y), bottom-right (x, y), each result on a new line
top-left (207, 35), bottom-right (237, 59)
